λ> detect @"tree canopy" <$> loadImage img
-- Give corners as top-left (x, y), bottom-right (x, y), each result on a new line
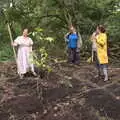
top-left (0, 0), bottom-right (120, 62)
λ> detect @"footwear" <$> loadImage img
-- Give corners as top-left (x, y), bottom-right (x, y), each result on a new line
top-left (32, 72), bottom-right (37, 76)
top-left (104, 79), bottom-right (108, 82)
top-left (19, 74), bottom-right (24, 79)
top-left (94, 75), bottom-right (99, 78)
top-left (94, 72), bottom-right (101, 79)
top-left (104, 76), bottom-right (108, 81)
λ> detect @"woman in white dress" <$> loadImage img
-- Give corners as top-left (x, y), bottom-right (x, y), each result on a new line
top-left (12, 28), bottom-right (36, 78)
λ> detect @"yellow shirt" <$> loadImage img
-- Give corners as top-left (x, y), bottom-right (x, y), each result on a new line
top-left (96, 33), bottom-right (108, 64)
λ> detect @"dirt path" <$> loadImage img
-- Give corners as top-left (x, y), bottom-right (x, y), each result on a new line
top-left (0, 62), bottom-right (120, 120)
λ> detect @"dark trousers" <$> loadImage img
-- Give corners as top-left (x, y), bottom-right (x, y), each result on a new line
top-left (76, 51), bottom-right (80, 64)
top-left (68, 48), bottom-right (77, 63)
top-left (93, 51), bottom-right (100, 69)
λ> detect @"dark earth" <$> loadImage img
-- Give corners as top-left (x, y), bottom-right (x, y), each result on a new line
top-left (0, 61), bottom-right (120, 120)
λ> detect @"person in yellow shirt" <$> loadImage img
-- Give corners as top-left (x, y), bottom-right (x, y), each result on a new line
top-left (96, 25), bottom-right (109, 81)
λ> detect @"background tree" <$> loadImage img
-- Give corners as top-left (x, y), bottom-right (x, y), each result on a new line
top-left (0, 0), bottom-right (120, 63)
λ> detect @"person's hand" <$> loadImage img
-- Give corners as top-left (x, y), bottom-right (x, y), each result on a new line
top-left (11, 42), bottom-right (14, 46)
top-left (11, 42), bottom-right (17, 46)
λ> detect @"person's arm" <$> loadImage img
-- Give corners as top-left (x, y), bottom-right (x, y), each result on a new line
top-left (12, 37), bottom-right (19, 46)
top-left (90, 32), bottom-right (96, 41)
top-left (96, 34), bottom-right (106, 47)
top-left (64, 32), bottom-right (70, 42)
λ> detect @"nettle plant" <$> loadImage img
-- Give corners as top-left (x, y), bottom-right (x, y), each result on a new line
top-left (31, 28), bottom-right (54, 73)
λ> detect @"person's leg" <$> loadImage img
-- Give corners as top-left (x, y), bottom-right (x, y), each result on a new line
top-left (102, 64), bottom-right (108, 81)
top-left (94, 51), bottom-right (101, 76)
top-left (75, 48), bottom-right (80, 64)
top-left (67, 48), bottom-right (72, 63)
top-left (72, 48), bottom-right (77, 63)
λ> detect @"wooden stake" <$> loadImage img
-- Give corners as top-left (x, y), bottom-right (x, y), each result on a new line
top-left (7, 23), bottom-right (17, 61)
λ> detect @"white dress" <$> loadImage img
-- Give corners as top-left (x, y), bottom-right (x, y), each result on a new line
top-left (14, 36), bottom-right (35, 75)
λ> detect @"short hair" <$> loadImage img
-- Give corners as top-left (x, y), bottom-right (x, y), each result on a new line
top-left (98, 25), bottom-right (106, 33)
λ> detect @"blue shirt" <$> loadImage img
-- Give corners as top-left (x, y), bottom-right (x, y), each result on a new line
top-left (67, 33), bottom-right (78, 48)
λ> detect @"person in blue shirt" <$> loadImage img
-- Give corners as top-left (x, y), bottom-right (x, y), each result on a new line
top-left (65, 25), bottom-right (79, 63)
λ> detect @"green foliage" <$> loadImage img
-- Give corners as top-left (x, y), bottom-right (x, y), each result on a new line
top-left (31, 28), bottom-right (54, 72)
top-left (0, 43), bottom-right (13, 61)
top-left (0, 0), bottom-right (120, 62)
top-left (33, 47), bottom-right (52, 73)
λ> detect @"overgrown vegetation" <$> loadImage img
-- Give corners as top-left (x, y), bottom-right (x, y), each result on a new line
top-left (0, 0), bottom-right (120, 64)
top-left (0, 1), bottom-right (120, 120)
